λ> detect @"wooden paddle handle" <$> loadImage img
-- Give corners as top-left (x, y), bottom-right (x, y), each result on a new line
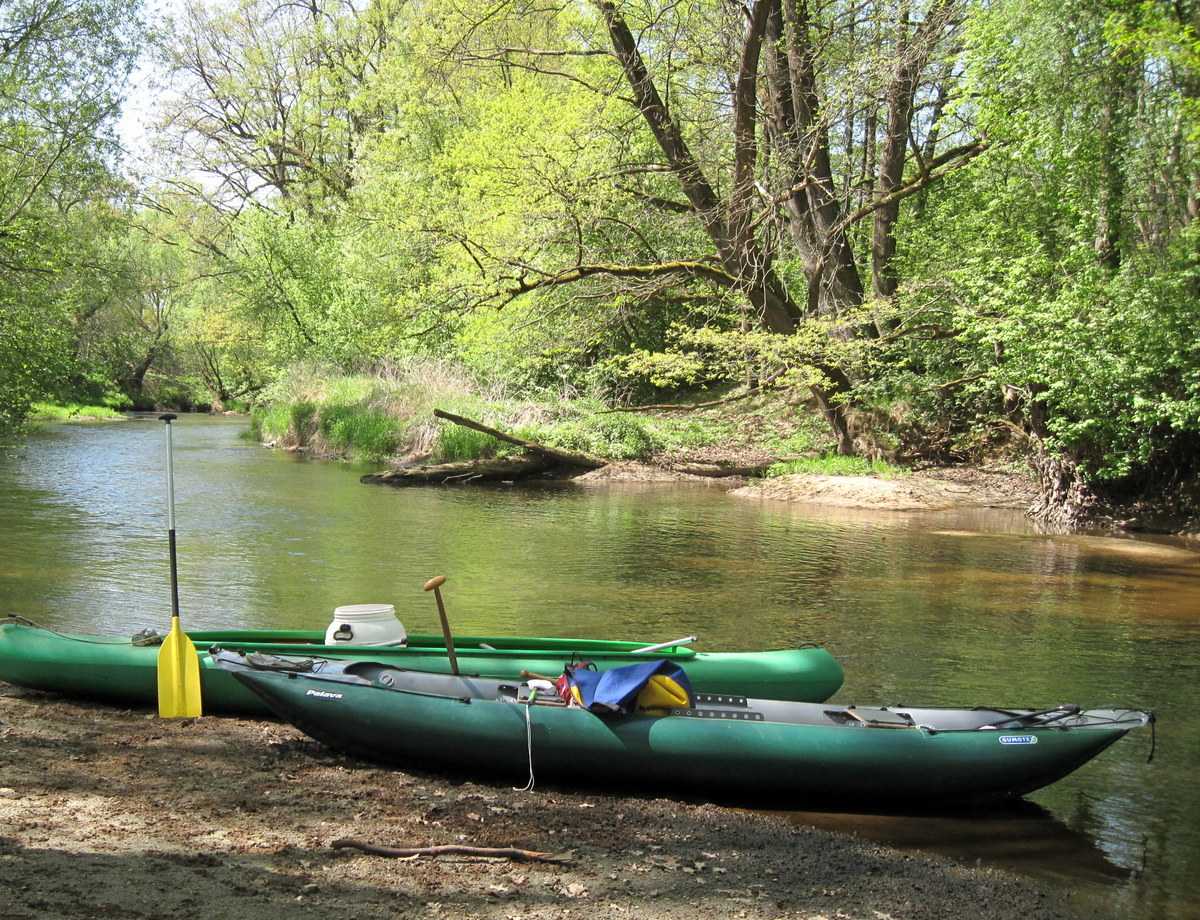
top-left (520, 669), bottom-right (556, 682)
top-left (423, 575), bottom-right (458, 676)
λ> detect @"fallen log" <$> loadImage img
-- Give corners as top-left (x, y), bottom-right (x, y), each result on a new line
top-left (433, 409), bottom-right (607, 470)
top-left (361, 454), bottom-right (550, 486)
top-left (331, 838), bottom-right (572, 863)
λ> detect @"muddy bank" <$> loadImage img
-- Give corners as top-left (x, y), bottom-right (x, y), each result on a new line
top-left (0, 684), bottom-right (1110, 920)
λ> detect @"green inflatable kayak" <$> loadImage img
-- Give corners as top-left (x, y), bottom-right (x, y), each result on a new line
top-left (0, 619), bottom-right (844, 715)
top-left (213, 649), bottom-right (1154, 805)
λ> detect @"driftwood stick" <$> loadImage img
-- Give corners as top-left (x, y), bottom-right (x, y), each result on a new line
top-left (433, 409), bottom-right (606, 470)
top-left (331, 838), bottom-right (572, 863)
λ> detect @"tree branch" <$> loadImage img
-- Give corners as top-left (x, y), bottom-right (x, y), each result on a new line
top-left (838, 139), bottom-right (990, 233)
top-left (331, 839), bottom-right (572, 863)
top-left (493, 259), bottom-right (737, 306)
top-left (433, 409), bottom-right (607, 469)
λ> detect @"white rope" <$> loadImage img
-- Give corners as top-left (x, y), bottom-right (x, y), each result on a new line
top-left (514, 679), bottom-right (556, 792)
top-left (515, 696), bottom-right (537, 792)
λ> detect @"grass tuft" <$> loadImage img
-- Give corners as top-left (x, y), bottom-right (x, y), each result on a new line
top-left (765, 455), bottom-right (901, 478)
top-left (31, 403), bottom-right (125, 421)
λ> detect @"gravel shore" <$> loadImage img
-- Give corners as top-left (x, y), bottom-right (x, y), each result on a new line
top-left (0, 683), bottom-right (1109, 920)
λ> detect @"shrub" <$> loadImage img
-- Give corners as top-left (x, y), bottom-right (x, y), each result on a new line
top-left (318, 406), bottom-right (403, 463)
top-left (30, 402), bottom-right (124, 420)
top-left (435, 423), bottom-right (514, 462)
top-left (533, 412), bottom-right (659, 461)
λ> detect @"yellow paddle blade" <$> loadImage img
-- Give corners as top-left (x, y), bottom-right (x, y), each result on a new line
top-left (157, 618), bottom-right (202, 718)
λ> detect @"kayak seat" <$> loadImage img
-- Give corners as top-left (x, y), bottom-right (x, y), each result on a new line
top-left (825, 708), bottom-right (916, 729)
top-left (240, 651), bottom-right (323, 673)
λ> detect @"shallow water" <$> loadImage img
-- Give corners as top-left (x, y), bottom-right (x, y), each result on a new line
top-left (1, 415), bottom-right (1197, 919)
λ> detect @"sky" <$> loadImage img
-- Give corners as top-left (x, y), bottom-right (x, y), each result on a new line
top-left (116, 0), bottom-right (182, 166)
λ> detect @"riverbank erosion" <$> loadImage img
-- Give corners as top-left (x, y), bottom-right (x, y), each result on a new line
top-left (364, 454), bottom-right (1043, 513)
top-left (0, 684), bottom-right (1105, 920)
top-left (364, 450), bottom-right (1200, 536)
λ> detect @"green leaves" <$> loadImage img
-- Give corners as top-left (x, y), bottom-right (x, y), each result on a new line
top-left (891, 4), bottom-right (1200, 485)
top-left (0, 0), bottom-right (142, 438)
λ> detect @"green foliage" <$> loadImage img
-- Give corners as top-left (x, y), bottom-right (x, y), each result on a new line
top-left (0, 0), bottom-right (143, 439)
top-left (640, 415), bottom-right (740, 453)
top-left (29, 403), bottom-right (125, 421)
top-left (760, 413), bottom-right (840, 459)
top-left (71, 370), bottom-right (136, 411)
top-left (8, 0), bottom-right (1200, 519)
top-left (0, 296), bottom-right (72, 442)
top-left (531, 411), bottom-right (660, 462)
top-left (247, 404), bottom-right (293, 444)
top-left (602, 320), bottom-right (873, 398)
top-left (874, 0), bottom-right (1200, 488)
top-left (765, 456), bottom-right (901, 479)
top-left (223, 211), bottom-right (373, 369)
top-left (250, 362), bottom-right (492, 462)
top-left (318, 407), bottom-right (404, 464)
top-left (249, 398), bottom-right (407, 463)
top-left (434, 425), bottom-right (514, 463)
top-left (289, 402), bottom-right (319, 444)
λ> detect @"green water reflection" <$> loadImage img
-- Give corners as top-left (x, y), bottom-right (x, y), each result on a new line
top-left (1, 415), bottom-right (1197, 920)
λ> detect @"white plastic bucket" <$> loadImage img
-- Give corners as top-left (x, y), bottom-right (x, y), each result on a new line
top-left (324, 604), bottom-right (407, 647)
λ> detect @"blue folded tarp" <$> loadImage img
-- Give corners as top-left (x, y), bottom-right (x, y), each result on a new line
top-left (560, 659), bottom-right (693, 713)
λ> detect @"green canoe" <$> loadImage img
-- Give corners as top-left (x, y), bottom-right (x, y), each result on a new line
top-left (214, 650), bottom-right (1153, 805)
top-left (0, 620), bottom-right (844, 715)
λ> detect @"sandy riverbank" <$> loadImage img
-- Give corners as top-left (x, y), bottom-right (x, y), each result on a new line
top-left (0, 683), bottom-right (1109, 920)
top-left (577, 462), bottom-right (1040, 511)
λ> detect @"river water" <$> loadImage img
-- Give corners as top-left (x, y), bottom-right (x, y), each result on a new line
top-left (1, 415), bottom-right (1197, 919)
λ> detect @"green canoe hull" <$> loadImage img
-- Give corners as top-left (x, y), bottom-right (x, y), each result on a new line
top-left (221, 657), bottom-right (1151, 805)
top-left (0, 621), bottom-right (843, 715)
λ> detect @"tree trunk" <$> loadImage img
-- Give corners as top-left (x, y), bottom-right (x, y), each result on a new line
top-left (593, 0), bottom-right (856, 454)
top-left (361, 454), bottom-right (552, 486)
top-left (872, 0), bottom-right (957, 300)
top-left (764, 0), bottom-right (865, 319)
top-left (1095, 48), bottom-right (1139, 272)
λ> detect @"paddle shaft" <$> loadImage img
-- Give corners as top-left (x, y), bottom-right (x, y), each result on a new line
top-left (163, 415), bottom-right (180, 622)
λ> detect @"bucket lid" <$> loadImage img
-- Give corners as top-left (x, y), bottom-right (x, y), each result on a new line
top-left (332, 603), bottom-right (396, 620)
